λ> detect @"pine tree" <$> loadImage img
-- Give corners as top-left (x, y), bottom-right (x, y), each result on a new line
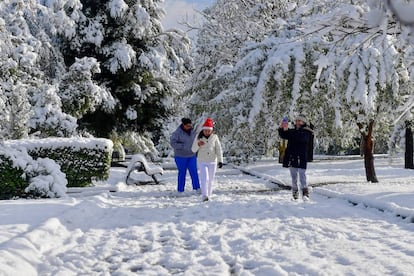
top-left (0, 0), bottom-right (78, 139)
top-left (55, 0), bottom-right (192, 140)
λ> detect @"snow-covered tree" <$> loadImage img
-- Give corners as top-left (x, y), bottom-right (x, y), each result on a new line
top-left (189, 0), bottom-right (414, 182)
top-left (54, 0), bottom-right (193, 141)
top-left (382, 0), bottom-right (414, 38)
top-left (29, 84), bottom-right (78, 137)
top-left (58, 57), bottom-right (115, 118)
top-left (187, 0), bottom-right (297, 115)
top-left (0, 3), bottom-right (33, 139)
top-left (0, 0), bottom-right (78, 139)
top-left (304, 1), bottom-right (414, 181)
top-left (0, 0), bottom-right (192, 149)
top-left (188, 0), bottom-right (318, 159)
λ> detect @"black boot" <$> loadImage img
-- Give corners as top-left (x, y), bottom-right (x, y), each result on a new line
top-left (302, 188), bottom-right (309, 199)
top-left (292, 189), bottom-right (299, 200)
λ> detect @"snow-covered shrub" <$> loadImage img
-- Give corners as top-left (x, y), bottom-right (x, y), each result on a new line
top-left (111, 141), bottom-right (126, 162)
top-left (0, 153), bottom-right (26, 200)
top-left (0, 144), bottom-right (67, 199)
top-left (118, 131), bottom-right (158, 156)
top-left (5, 137), bottom-right (113, 187)
top-left (25, 158), bottom-right (67, 198)
top-left (108, 131), bottom-right (126, 161)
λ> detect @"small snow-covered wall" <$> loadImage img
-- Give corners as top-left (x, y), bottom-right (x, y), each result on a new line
top-left (4, 137), bottom-right (113, 187)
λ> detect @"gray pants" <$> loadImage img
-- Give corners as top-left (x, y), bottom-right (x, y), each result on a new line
top-left (289, 167), bottom-right (307, 190)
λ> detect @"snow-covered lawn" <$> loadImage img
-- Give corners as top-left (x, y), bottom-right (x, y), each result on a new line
top-left (0, 156), bottom-right (413, 275)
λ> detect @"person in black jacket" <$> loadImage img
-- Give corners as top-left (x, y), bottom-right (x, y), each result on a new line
top-left (278, 114), bottom-right (314, 200)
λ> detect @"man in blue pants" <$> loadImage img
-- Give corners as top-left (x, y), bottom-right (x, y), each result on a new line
top-left (170, 118), bottom-right (200, 193)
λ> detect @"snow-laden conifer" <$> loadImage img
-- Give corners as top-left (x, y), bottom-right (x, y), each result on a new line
top-left (0, 0), bottom-right (78, 139)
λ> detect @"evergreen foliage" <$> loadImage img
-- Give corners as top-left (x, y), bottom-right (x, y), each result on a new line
top-left (55, 0), bottom-right (192, 140)
top-left (0, 0), bottom-right (192, 151)
top-left (0, 156), bottom-right (26, 200)
top-left (0, 0), bottom-right (77, 139)
top-left (0, 144), bottom-right (67, 199)
top-left (6, 137), bottom-right (113, 187)
top-left (1, 0), bottom-right (414, 165)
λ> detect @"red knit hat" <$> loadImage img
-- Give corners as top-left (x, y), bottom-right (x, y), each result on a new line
top-left (202, 118), bottom-right (214, 130)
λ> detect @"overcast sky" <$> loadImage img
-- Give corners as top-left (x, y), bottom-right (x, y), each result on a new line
top-left (161, 0), bottom-right (213, 32)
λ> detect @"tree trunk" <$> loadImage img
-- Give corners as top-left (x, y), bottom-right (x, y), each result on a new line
top-left (405, 121), bottom-right (414, 169)
top-left (358, 120), bottom-right (378, 183)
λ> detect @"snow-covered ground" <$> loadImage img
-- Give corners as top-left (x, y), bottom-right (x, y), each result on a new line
top-left (0, 155), bottom-right (413, 275)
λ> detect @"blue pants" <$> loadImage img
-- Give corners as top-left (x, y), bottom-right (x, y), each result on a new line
top-left (289, 167), bottom-right (307, 191)
top-left (174, 156), bottom-right (200, 192)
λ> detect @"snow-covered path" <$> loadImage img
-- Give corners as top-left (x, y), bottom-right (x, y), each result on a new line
top-left (41, 194), bottom-right (413, 275)
top-left (1, 159), bottom-right (414, 275)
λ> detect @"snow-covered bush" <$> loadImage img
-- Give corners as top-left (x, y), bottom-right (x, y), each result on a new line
top-left (0, 152), bottom-right (26, 200)
top-left (117, 131), bottom-right (158, 156)
top-left (5, 137), bottom-right (113, 187)
top-left (25, 157), bottom-right (67, 198)
top-left (0, 144), bottom-right (67, 199)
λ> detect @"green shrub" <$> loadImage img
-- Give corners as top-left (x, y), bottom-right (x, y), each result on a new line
top-left (4, 137), bottom-right (113, 187)
top-left (0, 145), bottom-right (68, 200)
top-left (0, 155), bottom-right (26, 199)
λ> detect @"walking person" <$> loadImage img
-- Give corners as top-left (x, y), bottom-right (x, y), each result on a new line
top-left (192, 118), bottom-right (223, 202)
top-left (170, 118), bottom-right (200, 194)
top-left (278, 114), bottom-right (314, 200)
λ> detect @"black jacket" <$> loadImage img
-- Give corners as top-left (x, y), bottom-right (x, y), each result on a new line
top-left (278, 125), bottom-right (313, 169)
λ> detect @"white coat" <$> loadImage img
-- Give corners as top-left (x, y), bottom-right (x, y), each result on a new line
top-left (191, 133), bottom-right (223, 163)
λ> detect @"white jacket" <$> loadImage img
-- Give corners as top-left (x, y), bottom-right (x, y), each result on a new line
top-left (191, 133), bottom-right (223, 163)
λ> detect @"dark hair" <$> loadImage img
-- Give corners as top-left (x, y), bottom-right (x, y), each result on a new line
top-left (198, 130), bottom-right (204, 139)
top-left (181, 118), bottom-right (192, 125)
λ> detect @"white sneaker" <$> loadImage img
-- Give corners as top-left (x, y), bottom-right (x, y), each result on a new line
top-left (172, 191), bottom-right (185, 197)
top-left (191, 189), bottom-right (201, 195)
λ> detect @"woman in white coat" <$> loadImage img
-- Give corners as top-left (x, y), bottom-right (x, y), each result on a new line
top-left (192, 118), bottom-right (223, 201)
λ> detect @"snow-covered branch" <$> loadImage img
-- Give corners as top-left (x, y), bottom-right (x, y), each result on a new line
top-left (386, 0), bottom-right (414, 25)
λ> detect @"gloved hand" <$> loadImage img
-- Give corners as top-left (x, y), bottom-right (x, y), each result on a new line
top-left (218, 162), bottom-right (223, 168)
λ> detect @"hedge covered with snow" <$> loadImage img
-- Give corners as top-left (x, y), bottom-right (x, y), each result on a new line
top-left (0, 145), bottom-right (67, 199)
top-left (4, 137), bottom-right (113, 188)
